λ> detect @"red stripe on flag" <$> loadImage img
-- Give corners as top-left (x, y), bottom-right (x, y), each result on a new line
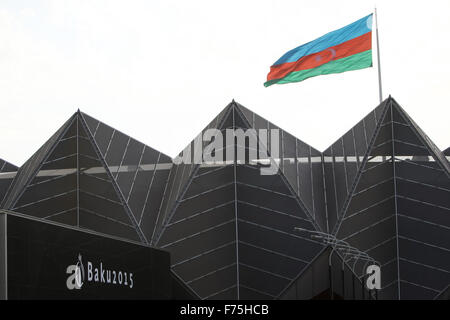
top-left (267, 31), bottom-right (372, 82)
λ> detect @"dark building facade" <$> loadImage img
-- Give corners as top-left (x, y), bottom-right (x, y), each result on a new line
top-left (0, 96), bottom-right (449, 300)
top-left (0, 210), bottom-right (172, 299)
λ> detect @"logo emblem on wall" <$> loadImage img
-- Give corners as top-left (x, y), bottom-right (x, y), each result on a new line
top-left (66, 253), bottom-right (134, 290)
top-left (66, 254), bottom-right (85, 290)
top-left (366, 265), bottom-right (381, 290)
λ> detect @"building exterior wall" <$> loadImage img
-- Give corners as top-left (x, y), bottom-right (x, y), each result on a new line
top-left (1, 97), bottom-right (448, 300)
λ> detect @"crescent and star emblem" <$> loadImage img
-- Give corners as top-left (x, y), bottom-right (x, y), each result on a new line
top-left (315, 48), bottom-right (336, 63)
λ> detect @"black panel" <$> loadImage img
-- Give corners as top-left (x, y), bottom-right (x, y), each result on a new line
top-left (399, 281), bottom-right (438, 300)
top-left (6, 213), bottom-right (170, 299)
top-left (162, 221), bottom-right (236, 265)
top-left (79, 209), bottom-right (139, 242)
top-left (396, 160), bottom-right (448, 190)
top-left (396, 197), bottom-right (449, 227)
top-left (398, 215), bottom-right (450, 251)
top-left (185, 166), bottom-right (234, 198)
top-left (239, 264), bottom-right (290, 297)
top-left (92, 123), bottom-right (114, 156)
top-left (396, 179), bottom-right (450, 209)
top-left (237, 220), bottom-right (322, 262)
top-left (237, 165), bottom-right (289, 194)
top-left (339, 197), bottom-right (395, 239)
top-left (172, 242), bottom-right (236, 282)
top-left (139, 168), bottom-right (170, 241)
top-left (344, 215), bottom-right (397, 252)
top-left (105, 131), bottom-right (129, 173)
top-left (398, 237), bottom-right (450, 271)
top-left (239, 242), bottom-right (305, 279)
top-left (159, 202), bottom-right (235, 247)
top-left (399, 259), bottom-right (450, 293)
top-left (80, 112), bottom-right (100, 136)
top-left (188, 265), bottom-right (237, 299)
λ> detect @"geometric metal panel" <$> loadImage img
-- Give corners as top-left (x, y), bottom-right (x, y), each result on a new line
top-left (79, 112), bottom-right (172, 244)
top-left (1, 96), bottom-right (448, 300)
top-left (155, 102), bottom-right (325, 300)
top-left (0, 159), bottom-right (18, 205)
top-left (2, 111), bottom-right (172, 244)
top-left (333, 98), bottom-right (450, 300)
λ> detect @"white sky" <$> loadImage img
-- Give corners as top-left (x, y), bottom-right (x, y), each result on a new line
top-left (1, 0), bottom-right (449, 166)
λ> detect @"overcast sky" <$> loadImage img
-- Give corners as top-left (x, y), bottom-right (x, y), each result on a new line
top-left (1, 0), bottom-right (449, 166)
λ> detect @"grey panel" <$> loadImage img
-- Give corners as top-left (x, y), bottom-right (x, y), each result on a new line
top-left (3, 116), bottom-right (75, 209)
top-left (237, 201), bottom-right (312, 235)
top-left (239, 286), bottom-right (273, 300)
top-left (162, 221), bottom-right (236, 264)
top-left (91, 122), bottom-right (114, 155)
top-left (172, 242), bottom-right (236, 282)
top-left (15, 174), bottom-right (77, 208)
top-left (237, 220), bottom-right (322, 262)
top-left (239, 264), bottom-right (290, 297)
top-left (399, 259), bottom-right (450, 293)
top-left (236, 183), bottom-right (303, 217)
top-left (344, 215), bottom-right (397, 252)
top-left (396, 179), bottom-right (450, 209)
top-left (379, 259), bottom-right (400, 291)
top-left (239, 242), bottom-right (305, 279)
top-left (282, 131), bottom-right (298, 195)
top-left (324, 162), bottom-right (338, 231)
top-left (237, 165), bottom-right (290, 194)
top-left (104, 131), bottom-right (129, 173)
top-left (47, 209), bottom-right (78, 225)
top-left (400, 281), bottom-right (438, 300)
top-left (15, 191), bottom-right (77, 218)
top-left (189, 265), bottom-right (237, 299)
top-left (398, 237), bottom-right (450, 271)
top-left (115, 139), bottom-right (144, 198)
top-left (394, 141), bottom-right (430, 157)
top-left (184, 166), bottom-right (233, 198)
top-left (209, 286), bottom-right (237, 300)
top-left (78, 209), bottom-right (140, 242)
top-left (139, 169), bottom-right (170, 242)
top-left (298, 148), bottom-right (313, 213)
top-left (311, 152), bottom-right (326, 231)
top-left (356, 160), bottom-right (392, 192)
top-left (80, 112), bottom-right (100, 136)
top-left (395, 161), bottom-right (448, 190)
top-left (339, 197), bottom-right (395, 239)
top-left (398, 215), bottom-right (450, 251)
top-left (78, 191), bottom-right (130, 225)
top-left (236, 103), bottom-right (254, 127)
top-left (173, 183), bottom-right (235, 222)
top-left (159, 202), bottom-right (235, 247)
top-left (396, 197), bottom-right (449, 227)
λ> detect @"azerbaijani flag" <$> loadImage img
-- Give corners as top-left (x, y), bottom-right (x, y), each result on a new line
top-left (264, 14), bottom-right (373, 87)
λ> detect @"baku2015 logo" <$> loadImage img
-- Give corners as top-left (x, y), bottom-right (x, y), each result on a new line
top-left (66, 253), bottom-right (134, 290)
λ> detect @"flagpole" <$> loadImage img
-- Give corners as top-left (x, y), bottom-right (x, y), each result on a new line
top-left (375, 7), bottom-right (383, 103)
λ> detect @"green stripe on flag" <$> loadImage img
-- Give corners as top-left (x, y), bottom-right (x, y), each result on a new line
top-left (264, 50), bottom-right (372, 87)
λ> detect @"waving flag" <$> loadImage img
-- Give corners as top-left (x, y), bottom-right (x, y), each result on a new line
top-left (264, 14), bottom-right (373, 87)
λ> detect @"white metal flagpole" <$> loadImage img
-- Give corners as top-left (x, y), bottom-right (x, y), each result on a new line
top-left (375, 7), bottom-right (383, 103)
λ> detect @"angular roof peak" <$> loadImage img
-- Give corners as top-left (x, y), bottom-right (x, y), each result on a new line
top-left (444, 147), bottom-right (450, 156)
